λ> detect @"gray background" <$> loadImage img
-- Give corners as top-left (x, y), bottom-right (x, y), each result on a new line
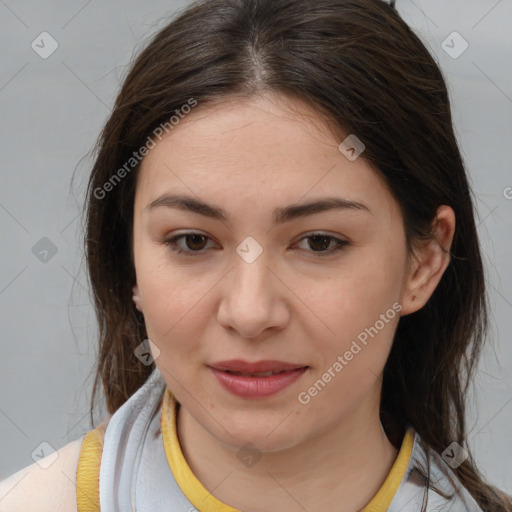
top-left (1, 0), bottom-right (511, 495)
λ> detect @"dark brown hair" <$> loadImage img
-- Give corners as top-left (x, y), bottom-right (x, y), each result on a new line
top-left (83, 0), bottom-right (511, 509)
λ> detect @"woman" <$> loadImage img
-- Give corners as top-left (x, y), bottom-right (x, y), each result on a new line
top-left (1, 0), bottom-right (510, 510)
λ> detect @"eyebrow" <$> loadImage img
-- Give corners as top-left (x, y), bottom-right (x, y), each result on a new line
top-left (145, 194), bottom-right (372, 224)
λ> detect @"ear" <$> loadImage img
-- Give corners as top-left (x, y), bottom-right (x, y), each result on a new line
top-left (132, 284), bottom-right (144, 312)
top-left (399, 205), bottom-right (456, 316)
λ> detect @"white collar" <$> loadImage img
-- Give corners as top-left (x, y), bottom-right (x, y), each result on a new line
top-left (98, 367), bottom-right (483, 511)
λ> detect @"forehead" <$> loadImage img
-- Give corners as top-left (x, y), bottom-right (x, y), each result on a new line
top-left (134, 94), bottom-right (399, 223)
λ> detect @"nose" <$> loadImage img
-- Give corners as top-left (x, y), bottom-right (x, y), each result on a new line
top-left (216, 251), bottom-right (289, 339)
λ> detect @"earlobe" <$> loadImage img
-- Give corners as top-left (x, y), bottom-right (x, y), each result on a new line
top-left (400, 205), bottom-right (455, 316)
top-left (132, 284), bottom-right (143, 312)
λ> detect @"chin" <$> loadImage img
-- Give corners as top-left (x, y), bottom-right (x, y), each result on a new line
top-left (212, 413), bottom-right (305, 453)
top-left (231, 430), bottom-right (302, 454)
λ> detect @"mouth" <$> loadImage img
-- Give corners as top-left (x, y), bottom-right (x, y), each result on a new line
top-left (221, 369), bottom-right (292, 377)
top-left (208, 360), bottom-right (309, 398)
top-left (209, 359), bottom-right (308, 374)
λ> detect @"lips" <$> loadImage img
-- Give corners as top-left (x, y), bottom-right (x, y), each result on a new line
top-left (224, 370), bottom-right (287, 377)
top-left (208, 360), bottom-right (309, 398)
top-left (209, 359), bottom-right (308, 374)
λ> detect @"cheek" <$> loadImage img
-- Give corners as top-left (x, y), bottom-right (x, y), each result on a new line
top-left (134, 253), bottom-right (208, 350)
top-left (299, 292), bottom-right (399, 416)
top-left (308, 264), bottom-right (399, 330)
top-left (143, 279), bottom-right (209, 343)
top-left (300, 247), bottom-right (403, 370)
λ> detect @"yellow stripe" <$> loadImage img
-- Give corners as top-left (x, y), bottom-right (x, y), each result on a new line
top-left (162, 387), bottom-right (414, 512)
top-left (76, 425), bottom-right (105, 512)
top-left (361, 427), bottom-right (415, 511)
top-left (161, 389), bottom-right (240, 512)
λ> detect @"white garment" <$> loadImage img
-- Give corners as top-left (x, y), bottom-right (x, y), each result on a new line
top-left (98, 366), bottom-right (483, 512)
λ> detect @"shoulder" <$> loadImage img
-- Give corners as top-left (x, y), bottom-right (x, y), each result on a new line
top-left (0, 421), bottom-right (108, 512)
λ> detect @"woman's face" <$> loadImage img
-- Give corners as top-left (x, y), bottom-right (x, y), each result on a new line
top-left (132, 93), bottom-right (415, 452)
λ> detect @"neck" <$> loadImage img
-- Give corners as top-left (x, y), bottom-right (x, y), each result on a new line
top-left (176, 390), bottom-right (399, 512)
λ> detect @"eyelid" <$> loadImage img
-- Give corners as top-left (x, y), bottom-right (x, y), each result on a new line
top-left (163, 231), bottom-right (216, 257)
top-left (163, 230), bottom-right (350, 258)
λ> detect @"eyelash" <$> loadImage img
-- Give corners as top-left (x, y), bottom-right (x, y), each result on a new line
top-left (163, 232), bottom-right (349, 258)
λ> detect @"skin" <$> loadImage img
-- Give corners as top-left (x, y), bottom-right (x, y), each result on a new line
top-left (132, 92), bottom-right (455, 512)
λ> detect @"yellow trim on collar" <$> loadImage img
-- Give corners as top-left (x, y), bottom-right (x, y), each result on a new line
top-left (362, 427), bottom-right (414, 511)
top-left (161, 388), bottom-right (414, 512)
top-left (161, 388), bottom-right (240, 512)
top-left (76, 426), bottom-right (104, 511)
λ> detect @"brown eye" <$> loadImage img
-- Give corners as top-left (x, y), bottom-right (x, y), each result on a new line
top-left (296, 233), bottom-right (349, 256)
top-left (306, 235), bottom-right (333, 252)
top-left (183, 234), bottom-right (208, 250)
top-left (164, 232), bottom-right (213, 256)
